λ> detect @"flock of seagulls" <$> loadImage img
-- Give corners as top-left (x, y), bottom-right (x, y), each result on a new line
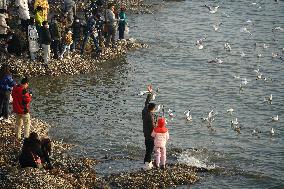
top-left (137, 1), bottom-right (282, 139)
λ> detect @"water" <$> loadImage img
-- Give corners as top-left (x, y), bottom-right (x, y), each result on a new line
top-left (29, 0), bottom-right (284, 188)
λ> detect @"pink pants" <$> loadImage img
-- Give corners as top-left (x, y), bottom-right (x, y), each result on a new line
top-left (154, 146), bottom-right (166, 167)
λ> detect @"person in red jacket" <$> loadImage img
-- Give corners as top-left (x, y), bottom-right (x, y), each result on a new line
top-left (12, 78), bottom-right (32, 140)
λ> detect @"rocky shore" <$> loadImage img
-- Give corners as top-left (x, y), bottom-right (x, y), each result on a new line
top-left (0, 116), bottom-right (200, 188)
top-left (1, 39), bottom-right (148, 77)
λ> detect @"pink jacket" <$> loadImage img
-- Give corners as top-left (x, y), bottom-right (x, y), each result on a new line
top-left (151, 118), bottom-right (169, 148)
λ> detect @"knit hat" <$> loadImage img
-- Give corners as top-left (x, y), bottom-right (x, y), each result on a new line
top-left (154, 117), bottom-right (168, 133)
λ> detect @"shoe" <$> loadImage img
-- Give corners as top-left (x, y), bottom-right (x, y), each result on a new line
top-left (3, 119), bottom-right (12, 124)
top-left (143, 161), bottom-right (153, 170)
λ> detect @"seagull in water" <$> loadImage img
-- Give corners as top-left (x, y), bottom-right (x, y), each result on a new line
top-left (227, 108), bottom-right (234, 115)
top-left (184, 110), bottom-right (192, 122)
top-left (213, 23), bottom-right (222, 31)
top-left (224, 43), bottom-right (232, 51)
top-left (168, 109), bottom-right (175, 119)
top-left (254, 69), bottom-right (262, 80)
top-left (263, 44), bottom-right (269, 49)
top-left (231, 118), bottom-right (241, 134)
top-left (240, 51), bottom-right (246, 57)
top-left (270, 128), bottom-right (275, 136)
top-left (201, 110), bottom-right (216, 126)
top-left (265, 94), bottom-right (273, 104)
top-left (196, 37), bottom-right (206, 50)
top-left (271, 115), bottom-right (279, 122)
top-left (204, 5), bottom-right (219, 14)
top-left (208, 58), bottom-right (223, 64)
top-left (272, 53), bottom-right (278, 58)
top-left (240, 27), bottom-right (252, 35)
top-left (272, 26), bottom-right (284, 32)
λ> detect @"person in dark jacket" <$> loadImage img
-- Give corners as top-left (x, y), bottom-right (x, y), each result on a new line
top-left (6, 31), bottom-right (25, 56)
top-left (118, 6), bottom-right (126, 39)
top-left (142, 85), bottom-right (156, 170)
top-left (40, 21), bottom-right (51, 64)
top-left (19, 132), bottom-right (52, 169)
top-left (70, 16), bottom-right (82, 52)
top-left (0, 64), bottom-right (16, 124)
top-left (80, 14), bottom-right (100, 55)
top-left (49, 15), bottom-right (61, 59)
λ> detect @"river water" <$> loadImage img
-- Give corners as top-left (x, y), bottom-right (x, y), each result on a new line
top-left (30, 0), bottom-right (284, 188)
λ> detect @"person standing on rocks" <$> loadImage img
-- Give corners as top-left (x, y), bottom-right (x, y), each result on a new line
top-left (118, 5), bottom-right (127, 40)
top-left (151, 117), bottom-right (169, 169)
top-left (15, 0), bottom-right (30, 32)
top-left (12, 77), bottom-right (32, 139)
top-left (63, 0), bottom-right (76, 24)
top-left (34, 0), bottom-right (49, 21)
top-left (27, 18), bottom-right (39, 61)
top-left (40, 21), bottom-right (51, 64)
top-left (0, 64), bottom-right (16, 124)
top-left (70, 16), bottom-right (82, 52)
top-left (0, 9), bottom-right (9, 40)
top-left (142, 85), bottom-right (156, 170)
top-left (105, 4), bottom-right (117, 48)
top-left (60, 28), bottom-right (72, 60)
top-left (81, 13), bottom-right (100, 55)
top-left (49, 15), bottom-right (61, 59)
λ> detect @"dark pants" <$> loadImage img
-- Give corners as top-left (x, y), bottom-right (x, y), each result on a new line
top-left (144, 138), bottom-right (154, 163)
top-left (0, 91), bottom-right (10, 119)
top-left (106, 25), bottom-right (116, 47)
top-left (81, 32), bottom-right (100, 54)
top-left (71, 37), bottom-right (79, 51)
top-left (118, 23), bottom-right (125, 39)
top-left (51, 40), bottom-right (60, 59)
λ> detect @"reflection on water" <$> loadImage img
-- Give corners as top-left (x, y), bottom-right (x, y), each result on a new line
top-left (30, 0), bottom-right (284, 188)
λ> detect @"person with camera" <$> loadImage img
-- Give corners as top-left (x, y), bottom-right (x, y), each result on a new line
top-left (12, 77), bottom-right (32, 140)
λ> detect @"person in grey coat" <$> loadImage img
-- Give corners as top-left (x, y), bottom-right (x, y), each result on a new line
top-left (63, 0), bottom-right (75, 24)
top-left (105, 4), bottom-right (117, 48)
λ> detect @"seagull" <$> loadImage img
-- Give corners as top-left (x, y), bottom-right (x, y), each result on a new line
top-left (239, 84), bottom-right (244, 93)
top-left (272, 53), bottom-right (278, 58)
top-left (252, 129), bottom-right (258, 136)
top-left (208, 58), bottom-right (223, 64)
top-left (168, 109), bottom-right (175, 118)
top-left (263, 44), bottom-right (269, 49)
top-left (184, 110), bottom-right (192, 122)
top-left (254, 69), bottom-right (262, 80)
top-left (231, 118), bottom-right (239, 127)
top-left (196, 37), bottom-right (206, 50)
top-left (204, 5), bottom-right (219, 14)
top-left (234, 75), bottom-right (240, 79)
top-left (224, 43), bottom-right (232, 51)
top-left (272, 26), bottom-right (284, 32)
top-left (270, 128), bottom-right (275, 136)
top-left (138, 91), bottom-right (149, 96)
top-left (240, 51), bottom-right (246, 57)
top-left (201, 110), bottom-right (216, 125)
top-left (213, 23), bottom-right (222, 31)
top-left (257, 53), bottom-right (262, 58)
top-left (227, 108), bottom-right (234, 115)
top-left (265, 94), bottom-right (273, 104)
top-left (241, 78), bottom-right (249, 85)
top-left (271, 115), bottom-right (279, 122)
top-left (246, 19), bottom-right (253, 23)
top-left (240, 27), bottom-right (252, 35)
top-left (154, 104), bottom-right (161, 112)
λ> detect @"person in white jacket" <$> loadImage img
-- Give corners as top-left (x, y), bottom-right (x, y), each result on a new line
top-left (27, 18), bottom-right (39, 60)
top-left (0, 0), bottom-right (6, 9)
top-left (0, 9), bottom-right (9, 39)
top-left (15, 0), bottom-right (30, 31)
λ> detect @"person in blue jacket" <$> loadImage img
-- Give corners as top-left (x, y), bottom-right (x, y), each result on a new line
top-left (0, 64), bottom-right (16, 124)
top-left (118, 6), bottom-right (127, 39)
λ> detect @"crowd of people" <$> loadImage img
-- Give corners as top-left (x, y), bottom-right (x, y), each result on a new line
top-left (0, 0), bottom-right (128, 64)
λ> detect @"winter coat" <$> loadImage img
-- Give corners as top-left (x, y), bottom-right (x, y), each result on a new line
top-left (34, 11), bottom-right (44, 27)
top-left (85, 16), bottom-right (97, 34)
top-left (28, 25), bottom-right (39, 52)
top-left (71, 20), bottom-right (82, 39)
top-left (49, 21), bottom-right (61, 40)
top-left (64, 0), bottom-right (75, 13)
top-left (34, 0), bottom-right (49, 20)
top-left (7, 34), bottom-right (24, 56)
top-left (106, 9), bottom-right (117, 26)
top-left (118, 11), bottom-right (126, 26)
top-left (19, 138), bottom-right (44, 168)
top-left (40, 27), bottom-right (51, 45)
top-left (0, 0), bottom-right (7, 9)
top-left (151, 118), bottom-right (169, 148)
top-left (0, 75), bottom-right (16, 92)
top-left (12, 84), bottom-right (32, 114)
top-left (142, 94), bottom-right (156, 140)
top-left (15, 0), bottom-right (30, 20)
top-left (0, 13), bottom-right (9, 35)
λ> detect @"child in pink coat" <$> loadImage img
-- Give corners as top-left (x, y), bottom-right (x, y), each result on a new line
top-left (151, 117), bottom-right (169, 169)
